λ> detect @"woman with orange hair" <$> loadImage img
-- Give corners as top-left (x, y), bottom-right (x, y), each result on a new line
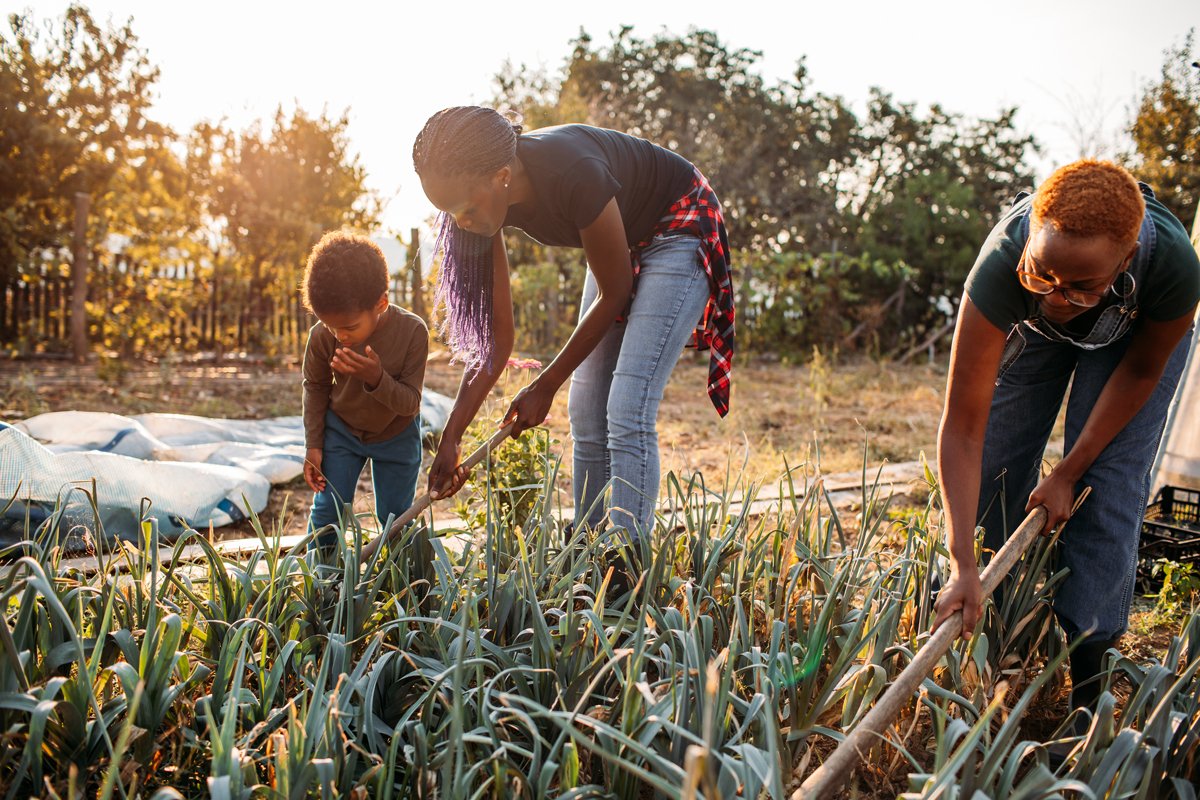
top-left (932, 160), bottom-right (1199, 725)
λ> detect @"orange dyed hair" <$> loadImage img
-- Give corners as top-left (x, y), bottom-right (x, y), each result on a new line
top-left (1032, 160), bottom-right (1144, 244)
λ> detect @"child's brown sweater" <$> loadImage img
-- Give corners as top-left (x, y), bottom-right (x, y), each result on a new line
top-left (302, 305), bottom-right (428, 449)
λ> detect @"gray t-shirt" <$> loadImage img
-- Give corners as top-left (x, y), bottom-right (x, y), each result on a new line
top-left (965, 193), bottom-right (1200, 330)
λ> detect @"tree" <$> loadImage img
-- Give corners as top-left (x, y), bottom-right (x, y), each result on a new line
top-left (492, 27), bottom-right (1037, 353)
top-left (93, 138), bottom-right (206, 356)
top-left (848, 92), bottom-right (1037, 333)
top-left (550, 27), bottom-right (858, 253)
top-left (1, 6), bottom-right (381, 356)
top-left (491, 28), bottom-right (863, 354)
top-left (201, 107), bottom-right (380, 349)
top-left (0, 4), bottom-right (162, 281)
top-left (1130, 31), bottom-right (1200, 227)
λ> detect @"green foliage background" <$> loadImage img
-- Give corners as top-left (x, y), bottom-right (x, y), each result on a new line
top-left (0, 5), bottom-right (379, 357)
top-left (2, 10), bottom-right (1198, 362)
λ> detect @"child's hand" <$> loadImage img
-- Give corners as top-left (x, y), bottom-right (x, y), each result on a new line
top-left (304, 448), bottom-right (326, 493)
top-left (331, 345), bottom-right (384, 389)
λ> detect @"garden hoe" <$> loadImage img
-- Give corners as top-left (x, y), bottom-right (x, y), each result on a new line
top-left (793, 487), bottom-right (1092, 800)
top-left (358, 422), bottom-right (517, 564)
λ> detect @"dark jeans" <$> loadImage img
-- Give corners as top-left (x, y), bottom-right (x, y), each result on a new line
top-left (308, 410), bottom-right (422, 539)
top-left (977, 325), bottom-right (1194, 641)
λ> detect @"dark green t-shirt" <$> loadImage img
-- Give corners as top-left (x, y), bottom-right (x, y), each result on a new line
top-left (965, 193), bottom-right (1200, 331)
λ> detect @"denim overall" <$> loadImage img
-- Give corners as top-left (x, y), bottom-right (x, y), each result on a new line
top-left (976, 184), bottom-right (1194, 642)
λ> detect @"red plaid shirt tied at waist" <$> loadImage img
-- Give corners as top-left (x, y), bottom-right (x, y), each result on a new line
top-left (630, 169), bottom-right (735, 417)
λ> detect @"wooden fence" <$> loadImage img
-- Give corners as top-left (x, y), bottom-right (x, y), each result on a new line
top-left (0, 229), bottom-right (425, 357)
top-left (0, 266), bottom-right (75, 345)
top-left (0, 264), bottom-right (318, 355)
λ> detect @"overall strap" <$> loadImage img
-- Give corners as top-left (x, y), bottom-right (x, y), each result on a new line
top-left (1126, 202), bottom-right (1157, 291)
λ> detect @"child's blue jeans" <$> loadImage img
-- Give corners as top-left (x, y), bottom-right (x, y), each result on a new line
top-left (308, 410), bottom-right (422, 544)
top-left (977, 324), bottom-right (1194, 642)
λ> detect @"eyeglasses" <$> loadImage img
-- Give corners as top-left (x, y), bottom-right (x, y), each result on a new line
top-left (1016, 242), bottom-right (1135, 308)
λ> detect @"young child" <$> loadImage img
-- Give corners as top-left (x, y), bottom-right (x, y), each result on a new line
top-left (301, 231), bottom-right (428, 546)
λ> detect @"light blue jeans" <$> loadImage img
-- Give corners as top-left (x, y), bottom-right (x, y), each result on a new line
top-left (978, 324), bottom-right (1194, 641)
top-left (568, 233), bottom-right (711, 540)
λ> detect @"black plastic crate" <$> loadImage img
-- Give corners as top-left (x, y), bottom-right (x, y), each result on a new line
top-left (1137, 485), bottom-right (1200, 592)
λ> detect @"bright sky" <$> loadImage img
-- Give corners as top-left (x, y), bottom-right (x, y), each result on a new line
top-left (13, 0), bottom-right (1200, 236)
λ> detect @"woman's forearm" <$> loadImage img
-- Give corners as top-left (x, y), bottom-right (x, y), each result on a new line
top-left (1057, 315), bottom-right (1194, 483)
top-left (936, 297), bottom-right (1008, 575)
top-left (938, 425), bottom-right (985, 572)
top-left (1055, 368), bottom-right (1164, 482)
top-left (538, 290), bottom-right (628, 390)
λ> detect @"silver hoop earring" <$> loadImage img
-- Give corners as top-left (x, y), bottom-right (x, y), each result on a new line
top-left (1112, 271), bottom-right (1136, 300)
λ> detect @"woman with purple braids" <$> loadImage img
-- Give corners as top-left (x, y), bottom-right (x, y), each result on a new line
top-left (413, 106), bottom-right (734, 549)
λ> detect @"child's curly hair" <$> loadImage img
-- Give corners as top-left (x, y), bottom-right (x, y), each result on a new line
top-left (301, 231), bottom-right (389, 316)
top-left (1032, 160), bottom-right (1145, 244)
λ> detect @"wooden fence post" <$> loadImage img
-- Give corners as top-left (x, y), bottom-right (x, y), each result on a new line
top-left (0, 276), bottom-right (8, 339)
top-left (394, 233), bottom-right (407, 305)
top-left (71, 192), bottom-right (90, 363)
top-left (409, 227), bottom-right (425, 321)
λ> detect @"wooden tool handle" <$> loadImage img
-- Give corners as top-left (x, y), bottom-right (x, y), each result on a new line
top-left (792, 504), bottom-right (1050, 800)
top-left (359, 422), bottom-right (516, 563)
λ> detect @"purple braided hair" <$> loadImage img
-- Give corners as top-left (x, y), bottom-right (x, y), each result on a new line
top-left (430, 212), bottom-right (495, 374)
top-left (413, 106), bottom-right (522, 375)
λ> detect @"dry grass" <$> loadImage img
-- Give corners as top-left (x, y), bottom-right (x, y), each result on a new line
top-left (424, 349), bottom-right (947, 484)
top-left (0, 357), bottom-right (300, 420)
top-left (1, 350), bottom-right (947, 538)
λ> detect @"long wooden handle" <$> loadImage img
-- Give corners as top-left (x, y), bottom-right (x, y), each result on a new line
top-left (358, 422), bottom-right (516, 563)
top-left (792, 504), bottom-right (1050, 800)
